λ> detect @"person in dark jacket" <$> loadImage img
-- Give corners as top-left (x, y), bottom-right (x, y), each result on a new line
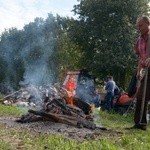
top-left (104, 76), bottom-right (116, 111)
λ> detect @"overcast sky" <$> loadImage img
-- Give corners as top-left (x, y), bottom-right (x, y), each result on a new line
top-left (0, 0), bottom-right (79, 33)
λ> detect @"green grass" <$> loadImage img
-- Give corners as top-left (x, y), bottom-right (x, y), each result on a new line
top-left (0, 104), bottom-right (28, 116)
top-left (0, 104), bottom-right (150, 150)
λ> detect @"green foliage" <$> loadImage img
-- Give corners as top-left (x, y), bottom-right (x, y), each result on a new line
top-left (0, 28), bottom-right (25, 88)
top-left (72, 0), bottom-right (150, 88)
top-left (0, 1), bottom-right (150, 89)
top-left (0, 14), bottom-right (59, 88)
top-left (56, 16), bottom-right (84, 81)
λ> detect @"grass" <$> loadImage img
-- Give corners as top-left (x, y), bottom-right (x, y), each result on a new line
top-left (0, 104), bottom-right (28, 116)
top-left (0, 102), bottom-right (150, 150)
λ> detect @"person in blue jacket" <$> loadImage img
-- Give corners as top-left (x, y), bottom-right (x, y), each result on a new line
top-left (104, 76), bottom-right (116, 111)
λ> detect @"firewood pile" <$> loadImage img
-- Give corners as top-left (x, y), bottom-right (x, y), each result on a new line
top-left (2, 83), bottom-right (106, 130)
top-left (2, 83), bottom-right (65, 107)
top-left (16, 98), bottom-right (97, 129)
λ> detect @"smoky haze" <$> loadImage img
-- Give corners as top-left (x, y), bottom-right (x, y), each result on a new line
top-left (0, 15), bottom-right (58, 90)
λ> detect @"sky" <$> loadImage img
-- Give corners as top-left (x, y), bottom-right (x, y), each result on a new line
top-left (0, 0), bottom-right (79, 33)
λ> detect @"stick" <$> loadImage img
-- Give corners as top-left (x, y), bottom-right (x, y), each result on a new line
top-left (0, 89), bottom-right (22, 101)
top-left (139, 68), bottom-right (148, 124)
top-left (123, 80), bottom-right (141, 116)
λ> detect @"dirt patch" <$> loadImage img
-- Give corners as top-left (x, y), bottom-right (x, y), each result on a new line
top-left (0, 116), bottom-right (122, 142)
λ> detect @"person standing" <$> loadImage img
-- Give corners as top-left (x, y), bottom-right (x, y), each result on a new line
top-left (104, 76), bottom-right (116, 111)
top-left (127, 16), bottom-right (150, 130)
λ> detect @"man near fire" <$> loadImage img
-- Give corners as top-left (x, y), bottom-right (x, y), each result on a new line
top-left (104, 76), bottom-right (116, 111)
top-left (127, 16), bottom-right (150, 130)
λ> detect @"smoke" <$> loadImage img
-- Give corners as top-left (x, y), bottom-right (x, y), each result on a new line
top-left (20, 35), bottom-right (56, 86)
top-left (0, 16), bottom-right (58, 90)
top-left (76, 75), bottom-right (95, 104)
top-left (0, 30), bottom-right (20, 91)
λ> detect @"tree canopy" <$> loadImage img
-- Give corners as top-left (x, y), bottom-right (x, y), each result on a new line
top-left (70, 0), bottom-right (150, 87)
top-left (0, 0), bottom-right (150, 89)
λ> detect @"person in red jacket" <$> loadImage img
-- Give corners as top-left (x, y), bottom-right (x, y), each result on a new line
top-left (126, 16), bottom-right (150, 130)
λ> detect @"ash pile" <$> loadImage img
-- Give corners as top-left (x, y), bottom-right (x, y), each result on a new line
top-left (2, 83), bottom-right (105, 130)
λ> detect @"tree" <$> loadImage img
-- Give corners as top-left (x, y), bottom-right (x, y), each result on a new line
top-left (21, 15), bottom-right (59, 85)
top-left (72, 0), bottom-right (150, 88)
top-left (0, 14), bottom-right (61, 88)
top-left (56, 15), bottom-right (83, 81)
top-left (0, 28), bottom-right (25, 89)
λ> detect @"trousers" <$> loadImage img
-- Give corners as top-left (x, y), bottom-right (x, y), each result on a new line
top-left (134, 69), bottom-right (150, 125)
top-left (104, 91), bottom-right (114, 111)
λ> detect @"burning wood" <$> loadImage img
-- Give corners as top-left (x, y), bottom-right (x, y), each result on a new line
top-left (16, 97), bottom-right (98, 129)
top-left (27, 110), bottom-right (96, 129)
top-left (2, 83), bottom-right (105, 130)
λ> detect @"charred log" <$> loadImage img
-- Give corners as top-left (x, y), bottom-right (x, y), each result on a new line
top-left (28, 109), bottom-right (96, 129)
top-left (73, 97), bottom-right (91, 115)
top-left (16, 113), bottom-right (46, 123)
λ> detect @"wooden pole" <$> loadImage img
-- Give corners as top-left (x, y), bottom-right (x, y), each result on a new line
top-left (139, 68), bottom-right (148, 124)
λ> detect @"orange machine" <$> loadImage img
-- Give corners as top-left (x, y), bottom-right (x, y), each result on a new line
top-left (62, 71), bottom-right (96, 114)
top-left (65, 75), bottom-right (76, 105)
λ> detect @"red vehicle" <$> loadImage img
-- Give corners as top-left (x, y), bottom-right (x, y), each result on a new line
top-left (63, 70), bottom-right (96, 114)
top-left (113, 73), bottom-right (138, 114)
top-left (111, 88), bottom-right (135, 114)
top-left (63, 71), bottom-right (79, 105)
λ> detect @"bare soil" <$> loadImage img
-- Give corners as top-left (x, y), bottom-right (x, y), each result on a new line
top-left (0, 116), bottom-right (122, 142)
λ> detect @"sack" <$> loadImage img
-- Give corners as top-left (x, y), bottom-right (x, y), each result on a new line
top-left (127, 71), bottom-right (137, 97)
